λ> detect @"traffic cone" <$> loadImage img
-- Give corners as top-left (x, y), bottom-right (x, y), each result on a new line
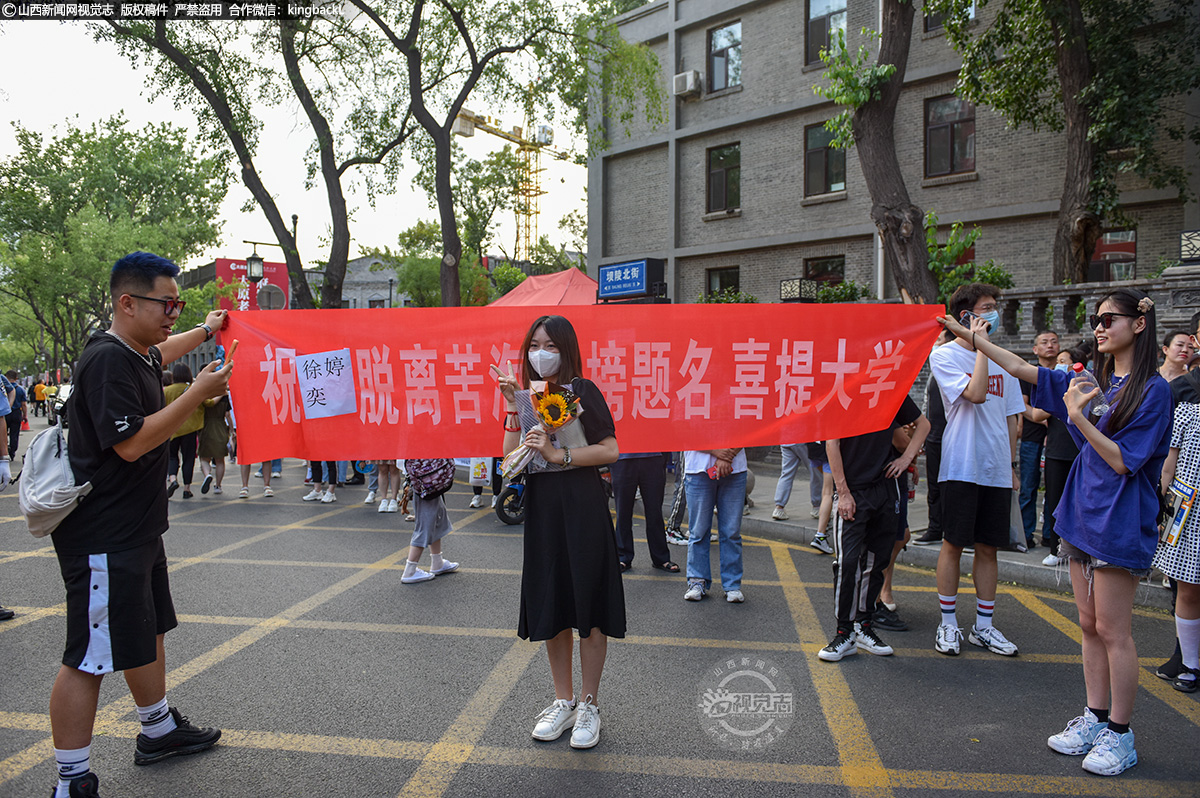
top-left (20, 419), bottom-right (30, 431)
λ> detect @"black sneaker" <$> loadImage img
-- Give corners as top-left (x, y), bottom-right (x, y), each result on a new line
top-left (872, 604), bottom-right (909, 631)
top-left (1156, 647), bottom-right (1184, 680)
top-left (51, 772), bottom-right (101, 797)
top-left (200, 474), bottom-right (213, 494)
top-left (134, 707), bottom-right (221, 765)
top-left (912, 530), bottom-right (942, 546)
top-left (166, 481), bottom-right (179, 498)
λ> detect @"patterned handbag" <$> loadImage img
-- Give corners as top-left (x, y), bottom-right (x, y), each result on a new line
top-left (404, 458), bottom-right (456, 499)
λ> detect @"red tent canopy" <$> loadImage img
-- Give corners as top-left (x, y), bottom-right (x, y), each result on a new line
top-left (488, 267), bottom-right (597, 306)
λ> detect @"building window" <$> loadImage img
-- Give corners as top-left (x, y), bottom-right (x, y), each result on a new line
top-left (925, 96), bottom-right (975, 177)
top-left (925, 2), bottom-right (975, 32)
top-left (708, 21), bottom-right (742, 93)
top-left (706, 266), bottom-right (740, 295)
top-left (804, 255), bottom-right (845, 284)
top-left (1088, 230), bottom-right (1136, 281)
top-left (707, 144), bottom-right (741, 212)
top-left (368, 298), bottom-right (385, 308)
top-left (805, 123), bottom-right (846, 196)
top-left (806, 0), bottom-right (847, 65)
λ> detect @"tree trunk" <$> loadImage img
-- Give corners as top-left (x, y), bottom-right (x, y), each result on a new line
top-left (280, 21), bottom-right (348, 309)
top-left (431, 126), bottom-right (463, 308)
top-left (1043, 0), bottom-right (1101, 285)
top-left (851, 1), bottom-right (939, 305)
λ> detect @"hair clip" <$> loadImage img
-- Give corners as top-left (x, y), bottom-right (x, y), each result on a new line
top-left (1137, 296), bottom-right (1154, 313)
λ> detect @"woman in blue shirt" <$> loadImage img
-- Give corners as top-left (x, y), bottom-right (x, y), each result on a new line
top-left (939, 287), bottom-right (1171, 778)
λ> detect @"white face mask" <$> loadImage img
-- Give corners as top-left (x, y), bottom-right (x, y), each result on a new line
top-left (528, 349), bottom-right (561, 378)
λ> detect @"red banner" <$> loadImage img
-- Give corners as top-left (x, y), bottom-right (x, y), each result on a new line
top-left (223, 304), bottom-right (942, 462)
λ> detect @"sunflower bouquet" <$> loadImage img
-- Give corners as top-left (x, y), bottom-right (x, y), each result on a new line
top-left (500, 381), bottom-right (584, 479)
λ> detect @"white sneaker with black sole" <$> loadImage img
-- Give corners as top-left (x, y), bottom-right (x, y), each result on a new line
top-left (819, 630), bottom-right (858, 661)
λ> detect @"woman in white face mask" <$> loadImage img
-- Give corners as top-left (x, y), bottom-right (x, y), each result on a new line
top-left (492, 314), bottom-right (622, 750)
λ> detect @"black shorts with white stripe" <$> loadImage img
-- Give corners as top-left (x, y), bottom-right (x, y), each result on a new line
top-left (60, 536), bottom-right (177, 674)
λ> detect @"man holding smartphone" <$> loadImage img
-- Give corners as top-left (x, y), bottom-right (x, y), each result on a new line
top-left (929, 283), bottom-right (1025, 657)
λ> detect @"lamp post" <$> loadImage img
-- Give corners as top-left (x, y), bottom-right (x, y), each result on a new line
top-left (388, 277), bottom-right (395, 308)
top-left (245, 247), bottom-right (264, 283)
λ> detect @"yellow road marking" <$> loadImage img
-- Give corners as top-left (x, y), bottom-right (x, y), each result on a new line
top-left (770, 542), bottom-right (894, 798)
top-left (397, 639), bottom-right (540, 798)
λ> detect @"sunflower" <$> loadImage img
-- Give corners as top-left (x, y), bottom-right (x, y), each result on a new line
top-left (536, 393), bottom-right (570, 427)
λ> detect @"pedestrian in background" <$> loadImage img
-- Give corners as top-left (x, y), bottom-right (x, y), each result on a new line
top-left (611, 451), bottom-right (677, 573)
top-left (163, 363), bottom-right (206, 499)
top-left (197, 390), bottom-right (231, 495)
top-left (4, 370), bottom-right (24, 459)
top-left (682, 447), bottom-right (747, 604)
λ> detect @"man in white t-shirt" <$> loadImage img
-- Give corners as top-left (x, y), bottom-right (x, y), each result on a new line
top-left (929, 283), bottom-right (1025, 657)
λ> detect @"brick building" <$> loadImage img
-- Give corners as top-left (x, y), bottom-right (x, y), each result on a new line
top-left (588, 0), bottom-right (1200, 304)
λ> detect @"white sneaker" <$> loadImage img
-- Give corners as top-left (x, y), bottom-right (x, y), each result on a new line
top-left (1048, 708), bottom-right (1106, 755)
top-left (491, 494), bottom-right (499, 508)
top-left (302, 488), bottom-right (323, 501)
top-left (935, 624), bottom-right (963, 655)
top-left (683, 579), bottom-right (706, 601)
top-left (431, 559), bottom-right (460, 575)
top-left (364, 491), bottom-right (376, 504)
top-left (570, 696), bottom-right (601, 749)
top-left (771, 507), bottom-right (789, 521)
top-left (320, 491), bottom-right (337, 503)
top-left (1081, 728), bottom-right (1137, 776)
top-left (725, 590), bottom-right (744, 603)
top-left (388, 499), bottom-right (400, 513)
top-left (968, 624), bottom-right (1018, 656)
top-left (854, 623), bottom-right (894, 656)
top-left (272, 471), bottom-right (282, 478)
top-left (532, 699), bottom-right (577, 741)
top-left (818, 630), bottom-right (858, 662)
top-left (1042, 553), bottom-right (1063, 567)
top-left (401, 567), bottom-right (435, 584)
top-left (254, 470), bottom-right (263, 478)
top-left (469, 495), bottom-right (485, 508)
top-left (378, 498), bottom-right (390, 513)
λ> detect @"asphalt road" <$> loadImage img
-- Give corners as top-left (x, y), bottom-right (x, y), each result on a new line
top-left (1, 460), bottom-right (1197, 798)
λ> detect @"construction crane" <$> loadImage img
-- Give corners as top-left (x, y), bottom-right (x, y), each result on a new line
top-left (452, 107), bottom-right (569, 264)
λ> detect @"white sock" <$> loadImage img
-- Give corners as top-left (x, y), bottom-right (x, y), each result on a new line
top-left (136, 697), bottom-right (177, 739)
top-left (938, 593), bottom-right (958, 627)
top-left (1177, 615), bottom-right (1200, 671)
top-left (403, 560), bottom-right (419, 579)
top-left (431, 553), bottom-right (444, 571)
top-left (975, 597), bottom-right (995, 630)
top-left (54, 744), bottom-right (90, 797)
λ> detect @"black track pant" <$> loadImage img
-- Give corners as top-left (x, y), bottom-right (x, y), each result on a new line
top-left (831, 479), bottom-right (901, 628)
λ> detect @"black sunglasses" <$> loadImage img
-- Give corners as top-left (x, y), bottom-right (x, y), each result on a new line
top-left (1088, 312), bottom-right (1137, 330)
top-left (129, 294), bottom-right (187, 316)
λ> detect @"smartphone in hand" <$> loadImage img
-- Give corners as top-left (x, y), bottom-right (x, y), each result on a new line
top-left (706, 465), bottom-right (721, 479)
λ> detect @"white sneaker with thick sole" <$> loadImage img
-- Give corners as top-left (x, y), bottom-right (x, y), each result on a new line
top-left (469, 495), bottom-right (485, 508)
top-left (683, 580), bottom-right (706, 601)
top-left (771, 507), bottom-right (788, 521)
top-left (818, 631), bottom-right (858, 662)
top-left (570, 697), bottom-right (601, 749)
top-left (935, 624), bottom-right (963, 655)
top-left (320, 491), bottom-right (337, 503)
top-left (725, 590), bottom-right (744, 603)
top-left (1047, 709), bottom-right (1105, 755)
top-left (532, 699), bottom-right (577, 741)
top-left (302, 488), bottom-right (323, 501)
top-left (968, 624), bottom-right (1018, 656)
top-left (364, 491), bottom-right (376, 504)
top-left (1081, 728), bottom-right (1137, 776)
top-left (378, 498), bottom-right (390, 513)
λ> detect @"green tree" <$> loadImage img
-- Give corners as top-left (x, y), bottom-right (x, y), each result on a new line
top-left (415, 143), bottom-right (522, 267)
top-left (528, 234), bottom-right (581, 275)
top-left (930, 0), bottom-right (1200, 284)
top-left (0, 116), bottom-right (226, 365)
top-left (177, 277), bottom-right (239, 330)
top-left (98, 13), bottom-right (417, 309)
top-left (491, 262), bottom-right (528, 297)
top-left (346, 0), bottom-right (663, 306)
top-left (815, 14), bottom-right (940, 305)
top-left (925, 211), bottom-right (1014, 305)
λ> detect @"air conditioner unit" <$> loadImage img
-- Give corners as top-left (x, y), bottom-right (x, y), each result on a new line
top-left (673, 70), bottom-right (701, 98)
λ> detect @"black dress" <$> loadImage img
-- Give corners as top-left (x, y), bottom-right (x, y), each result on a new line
top-left (517, 378), bottom-right (626, 641)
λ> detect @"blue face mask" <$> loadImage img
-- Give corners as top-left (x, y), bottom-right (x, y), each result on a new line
top-left (1054, 363), bottom-right (1071, 373)
top-left (979, 310), bottom-right (1000, 331)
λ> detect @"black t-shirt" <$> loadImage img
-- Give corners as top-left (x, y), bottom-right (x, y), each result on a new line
top-left (806, 441), bottom-right (828, 463)
top-left (1044, 415), bottom-right (1081, 462)
top-left (1019, 380), bottom-right (1048, 445)
top-left (836, 396), bottom-right (922, 491)
top-left (573, 378), bottom-right (616, 445)
top-left (53, 333), bottom-right (170, 555)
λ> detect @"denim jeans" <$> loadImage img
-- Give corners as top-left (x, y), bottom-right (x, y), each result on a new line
top-left (773, 444), bottom-right (805, 507)
top-left (685, 471), bottom-right (746, 592)
top-left (1018, 440), bottom-right (1043, 542)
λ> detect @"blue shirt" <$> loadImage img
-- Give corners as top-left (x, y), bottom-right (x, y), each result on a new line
top-left (1031, 366), bottom-right (1172, 569)
top-left (0, 374), bottom-right (11, 416)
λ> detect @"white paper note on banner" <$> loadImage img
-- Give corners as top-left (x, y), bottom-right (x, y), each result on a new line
top-left (295, 348), bottom-right (357, 420)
